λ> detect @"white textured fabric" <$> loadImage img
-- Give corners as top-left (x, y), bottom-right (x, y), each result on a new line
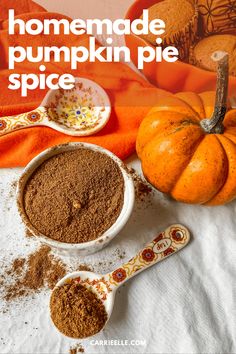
top-left (0, 156), bottom-right (236, 354)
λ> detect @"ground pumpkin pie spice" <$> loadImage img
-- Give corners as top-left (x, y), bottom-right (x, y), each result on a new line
top-left (50, 281), bottom-right (107, 338)
top-left (69, 343), bottom-right (84, 354)
top-left (23, 148), bottom-right (124, 244)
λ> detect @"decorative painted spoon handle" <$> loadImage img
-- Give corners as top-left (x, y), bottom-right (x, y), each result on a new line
top-left (0, 107), bottom-right (47, 135)
top-left (106, 224), bottom-right (190, 289)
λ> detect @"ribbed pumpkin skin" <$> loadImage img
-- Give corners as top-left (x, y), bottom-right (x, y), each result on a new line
top-left (136, 92), bottom-right (236, 205)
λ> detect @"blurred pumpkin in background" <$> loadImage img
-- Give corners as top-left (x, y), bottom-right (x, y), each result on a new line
top-left (190, 34), bottom-right (236, 76)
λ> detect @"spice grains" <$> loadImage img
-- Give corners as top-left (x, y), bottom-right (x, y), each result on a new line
top-left (50, 281), bottom-right (107, 338)
top-left (23, 149), bottom-right (124, 244)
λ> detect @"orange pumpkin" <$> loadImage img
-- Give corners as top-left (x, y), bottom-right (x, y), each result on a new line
top-left (136, 52), bottom-right (236, 205)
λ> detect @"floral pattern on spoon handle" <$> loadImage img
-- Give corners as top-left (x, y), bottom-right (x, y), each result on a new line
top-left (108, 224), bottom-right (190, 288)
top-left (0, 107), bottom-right (46, 135)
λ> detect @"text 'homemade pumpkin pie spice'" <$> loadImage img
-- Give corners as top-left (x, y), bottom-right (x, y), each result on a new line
top-left (23, 148), bottom-right (124, 244)
top-left (50, 281), bottom-right (108, 338)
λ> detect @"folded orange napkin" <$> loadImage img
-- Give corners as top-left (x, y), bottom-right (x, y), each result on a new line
top-left (0, 0), bottom-right (170, 167)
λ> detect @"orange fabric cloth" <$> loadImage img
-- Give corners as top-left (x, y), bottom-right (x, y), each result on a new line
top-left (0, 1), bottom-right (170, 167)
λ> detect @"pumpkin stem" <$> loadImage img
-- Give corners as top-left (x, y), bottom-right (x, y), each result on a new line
top-left (200, 51), bottom-right (229, 134)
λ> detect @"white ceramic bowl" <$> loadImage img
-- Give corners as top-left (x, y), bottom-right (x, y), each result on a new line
top-left (17, 143), bottom-right (135, 256)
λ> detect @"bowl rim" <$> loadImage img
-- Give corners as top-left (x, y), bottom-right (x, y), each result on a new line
top-left (17, 142), bottom-right (135, 251)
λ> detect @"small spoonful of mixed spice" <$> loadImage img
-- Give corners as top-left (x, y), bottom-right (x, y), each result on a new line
top-left (0, 78), bottom-right (111, 137)
top-left (50, 224), bottom-right (190, 339)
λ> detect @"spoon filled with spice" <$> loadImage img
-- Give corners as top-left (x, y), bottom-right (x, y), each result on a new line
top-left (0, 78), bottom-right (111, 136)
top-left (50, 224), bottom-right (190, 339)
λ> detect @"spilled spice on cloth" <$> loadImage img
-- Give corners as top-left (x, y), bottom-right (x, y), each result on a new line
top-left (25, 228), bottom-right (34, 238)
top-left (115, 248), bottom-right (126, 260)
top-left (5, 258), bottom-right (26, 277)
top-left (94, 248), bottom-right (126, 273)
top-left (50, 281), bottom-right (107, 339)
top-left (70, 343), bottom-right (84, 354)
top-left (12, 258), bottom-right (26, 276)
top-left (4, 246), bottom-right (66, 301)
top-left (8, 180), bottom-right (18, 199)
top-left (76, 264), bottom-right (93, 272)
top-left (23, 149), bottom-right (124, 244)
top-left (10, 180), bottom-right (18, 190)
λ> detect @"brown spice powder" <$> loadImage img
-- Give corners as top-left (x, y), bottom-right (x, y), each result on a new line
top-left (128, 168), bottom-right (153, 201)
top-left (25, 228), bottom-right (34, 238)
top-left (12, 258), bottom-right (26, 276)
top-left (8, 180), bottom-right (18, 199)
top-left (50, 281), bottom-right (107, 339)
top-left (4, 246), bottom-right (66, 301)
top-left (23, 149), bottom-right (124, 244)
